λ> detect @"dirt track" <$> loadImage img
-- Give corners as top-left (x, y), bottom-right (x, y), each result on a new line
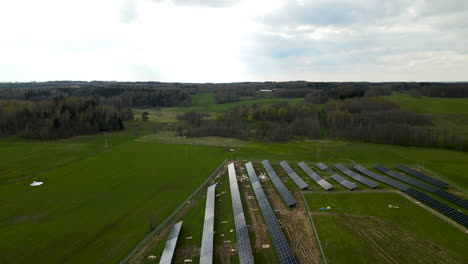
top-left (262, 178), bottom-right (322, 264)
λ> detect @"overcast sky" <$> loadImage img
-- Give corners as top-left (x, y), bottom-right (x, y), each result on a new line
top-left (1, 0), bottom-right (467, 82)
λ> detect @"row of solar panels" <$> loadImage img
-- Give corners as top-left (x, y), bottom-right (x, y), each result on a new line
top-left (157, 161), bottom-right (466, 263)
top-left (354, 164), bottom-right (468, 228)
top-left (375, 164), bottom-right (468, 210)
top-left (246, 162), bottom-right (297, 264)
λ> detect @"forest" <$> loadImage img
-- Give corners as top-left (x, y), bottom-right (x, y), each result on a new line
top-left (175, 97), bottom-right (468, 151)
top-left (0, 81), bottom-right (467, 145)
top-left (0, 98), bottom-right (132, 139)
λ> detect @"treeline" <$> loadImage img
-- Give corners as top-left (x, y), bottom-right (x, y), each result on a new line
top-left (0, 97), bottom-right (132, 139)
top-left (175, 97), bottom-right (468, 151)
top-left (322, 98), bottom-right (467, 150)
top-left (409, 83), bottom-right (468, 98)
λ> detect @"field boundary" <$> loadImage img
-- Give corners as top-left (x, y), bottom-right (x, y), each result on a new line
top-left (301, 192), bottom-right (328, 264)
top-left (119, 158), bottom-right (228, 264)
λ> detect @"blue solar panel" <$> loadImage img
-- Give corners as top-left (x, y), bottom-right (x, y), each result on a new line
top-left (315, 162), bottom-right (328, 171)
top-left (330, 173), bottom-right (357, 190)
top-left (245, 162), bottom-right (297, 264)
top-left (159, 221), bottom-right (182, 264)
top-left (353, 164), bottom-right (410, 191)
top-left (200, 184), bottom-right (216, 264)
top-left (375, 165), bottom-right (468, 210)
top-left (405, 188), bottom-right (468, 228)
top-left (227, 163), bottom-right (255, 264)
top-left (262, 160), bottom-right (297, 207)
top-left (353, 165), bottom-right (468, 227)
top-left (297, 162), bottom-right (333, 190)
top-left (395, 164), bottom-right (448, 188)
top-left (335, 163), bottom-right (379, 188)
top-left (279, 161), bottom-right (309, 190)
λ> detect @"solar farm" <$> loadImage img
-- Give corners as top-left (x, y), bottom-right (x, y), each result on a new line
top-left (129, 159), bottom-right (468, 264)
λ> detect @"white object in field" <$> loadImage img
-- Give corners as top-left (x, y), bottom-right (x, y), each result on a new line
top-left (147, 255), bottom-right (157, 260)
top-left (230, 149), bottom-right (235, 152)
top-left (326, 206), bottom-right (331, 210)
top-left (30, 181), bottom-right (43, 186)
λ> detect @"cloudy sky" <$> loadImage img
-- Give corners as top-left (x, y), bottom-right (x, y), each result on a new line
top-left (1, 0), bottom-right (467, 82)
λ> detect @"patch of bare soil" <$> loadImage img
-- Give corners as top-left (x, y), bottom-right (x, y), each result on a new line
top-left (215, 243), bottom-right (235, 264)
top-left (338, 214), bottom-right (465, 264)
top-left (263, 179), bottom-right (322, 264)
top-left (173, 245), bottom-right (199, 263)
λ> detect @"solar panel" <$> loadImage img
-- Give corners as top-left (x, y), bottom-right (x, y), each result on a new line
top-left (330, 173), bottom-right (357, 190)
top-left (335, 163), bottom-right (379, 188)
top-left (394, 164), bottom-right (449, 189)
top-left (405, 188), bottom-right (468, 228)
top-left (261, 160), bottom-right (297, 207)
top-left (297, 162), bottom-right (333, 190)
top-left (159, 221), bottom-right (182, 264)
top-left (376, 165), bottom-right (468, 210)
top-left (315, 162), bottom-right (328, 171)
top-left (353, 164), bottom-right (410, 191)
top-left (353, 165), bottom-right (468, 227)
top-left (200, 184), bottom-right (216, 264)
top-left (245, 162), bottom-right (297, 264)
top-left (227, 163), bottom-right (255, 264)
top-left (279, 161), bottom-right (309, 190)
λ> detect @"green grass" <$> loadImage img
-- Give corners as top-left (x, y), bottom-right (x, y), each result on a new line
top-left (385, 92), bottom-right (468, 137)
top-left (137, 131), bottom-right (248, 148)
top-left (0, 141), bottom-right (229, 264)
top-left (234, 140), bottom-right (468, 192)
top-left (384, 92), bottom-right (468, 115)
top-left (304, 192), bottom-right (468, 264)
top-left (167, 93), bottom-right (304, 113)
top-left (0, 122), bottom-right (154, 184)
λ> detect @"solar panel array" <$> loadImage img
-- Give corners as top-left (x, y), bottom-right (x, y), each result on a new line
top-left (315, 162), bottom-right (328, 171)
top-left (227, 163), bottom-right (255, 264)
top-left (335, 163), bottom-right (379, 188)
top-left (159, 221), bottom-right (183, 264)
top-left (375, 165), bottom-right (468, 210)
top-left (405, 188), bottom-right (468, 228)
top-left (297, 162), bottom-right (333, 190)
top-left (330, 174), bottom-right (357, 190)
top-left (200, 184), bottom-right (216, 264)
top-left (245, 162), bottom-right (297, 264)
top-left (261, 160), bottom-right (297, 207)
top-left (353, 165), bottom-right (468, 228)
top-left (279, 161), bottom-right (309, 190)
top-left (394, 164), bottom-right (449, 189)
top-left (354, 164), bottom-right (410, 191)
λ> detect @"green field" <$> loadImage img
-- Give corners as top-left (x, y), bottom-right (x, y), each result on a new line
top-left (385, 93), bottom-right (468, 137)
top-left (0, 135), bottom-right (228, 263)
top-left (168, 93), bottom-right (305, 113)
top-left (385, 93), bottom-right (468, 115)
top-left (304, 192), bottom-right (468, 264)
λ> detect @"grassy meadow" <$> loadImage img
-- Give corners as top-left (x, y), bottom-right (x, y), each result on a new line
top-left (0, 131), bottom-right (229, 263)
top-left (385, 92), bottom-right (468, 137)
top-left (304, 192), bottom-right (468, 264)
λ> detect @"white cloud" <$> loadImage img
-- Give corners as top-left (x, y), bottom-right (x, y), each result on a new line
top-left (0, 0), bottom-right (467, 82)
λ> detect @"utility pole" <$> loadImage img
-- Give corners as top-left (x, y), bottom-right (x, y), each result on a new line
top-left (316, 142), bottom-right (320, 160)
